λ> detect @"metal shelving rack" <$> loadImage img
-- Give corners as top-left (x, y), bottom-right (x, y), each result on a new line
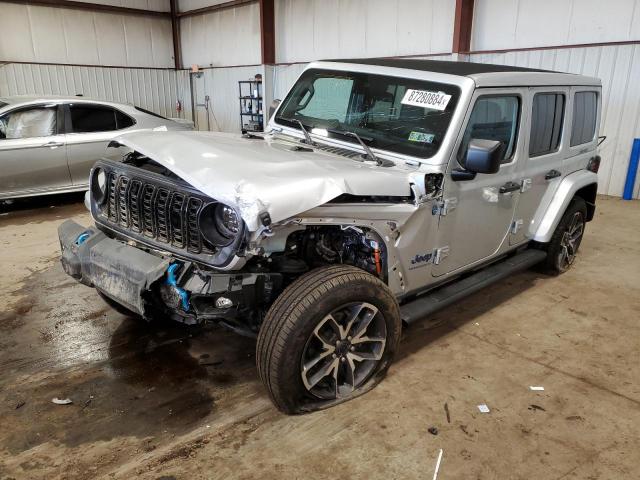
top-left (238, 80), bottom-right (263, 132)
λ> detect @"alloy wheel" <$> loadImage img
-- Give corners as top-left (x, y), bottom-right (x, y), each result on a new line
top-left (300, 302), bottom-right (387, 400)
top-left (557, 211), bottom-right (585, 271)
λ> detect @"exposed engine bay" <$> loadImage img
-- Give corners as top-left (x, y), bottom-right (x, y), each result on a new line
top-left (265, 226), bottom-right (385, 279)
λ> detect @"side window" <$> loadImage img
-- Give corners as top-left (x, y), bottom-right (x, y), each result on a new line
top-left (115, 110), bottom-right (135, 129)
top-left (69, 105), bottom-right (118, 133)
top-left (0, 106), bottom-right (57, 140)
top-left (529, 93), bottom-right (565, 157)
top-left (571, 91), bottom-right (597, 146)
top-left (296, 77), bottom-right (354, 122)
top-left (458, 95), bottom-right (520, 165)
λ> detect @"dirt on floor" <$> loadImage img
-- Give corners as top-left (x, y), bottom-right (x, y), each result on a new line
top-left (0, 194), bottom-right (639, 480)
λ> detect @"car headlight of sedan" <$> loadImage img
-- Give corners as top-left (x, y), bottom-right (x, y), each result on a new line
top-left (91, 167), bottom-right (108, 205)
top-left (199, 203), bottom-right (243, 247)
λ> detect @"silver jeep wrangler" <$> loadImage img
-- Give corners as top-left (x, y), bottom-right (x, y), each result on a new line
top-left (58, 59), bottom-right (601, 414)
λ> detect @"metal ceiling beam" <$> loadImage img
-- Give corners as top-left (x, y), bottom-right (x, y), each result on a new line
top-left (170, 0), bottom-right (182, 69)
top-left (0, 0), bottom-right (170, 18)
top-left (259, 0), bottom-right (275, 64)
top-left (452, 0), bottom-right (475, 54)
top-left (176, 0), bottom-right (257, 18)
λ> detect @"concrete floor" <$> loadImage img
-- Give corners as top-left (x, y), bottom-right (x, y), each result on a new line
top-left (0, 194), bottom-right (638, 479)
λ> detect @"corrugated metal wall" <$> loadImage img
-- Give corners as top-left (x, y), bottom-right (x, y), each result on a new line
top-left (0, 62), bottom-right (187, 119)
top-left (275, 0), bottom-right (455, 63)
top-left (0, 3), bottom-right (174, 68)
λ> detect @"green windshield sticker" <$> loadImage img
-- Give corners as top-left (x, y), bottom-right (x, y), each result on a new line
top-left (408, 131), bottom-right (435, 143)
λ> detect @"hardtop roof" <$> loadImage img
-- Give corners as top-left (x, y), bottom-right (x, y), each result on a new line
top-left (318, 58), bottom-right (601, 87)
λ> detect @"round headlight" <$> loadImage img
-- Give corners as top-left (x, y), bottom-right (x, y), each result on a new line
top-left (215, 204), bottom-right (240, 238)
top-left (91, 167), bottom-right (107, 204)
top-left (198, 203), bottom-right (242, 247)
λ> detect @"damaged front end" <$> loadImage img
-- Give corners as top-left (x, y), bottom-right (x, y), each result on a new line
top-left (58, 133), bottom-right (408, 335)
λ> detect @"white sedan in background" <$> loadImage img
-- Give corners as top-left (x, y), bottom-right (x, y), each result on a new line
top-left (0, 95), bottom-right (192, 200)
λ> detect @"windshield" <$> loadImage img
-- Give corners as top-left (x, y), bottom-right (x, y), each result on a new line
top-left (275, 69), bottom-right (460, 159)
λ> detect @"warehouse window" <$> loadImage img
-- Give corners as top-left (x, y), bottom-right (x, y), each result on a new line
top-left (529, 93), bottom-right (565, 157)
top-left (69, 105), bottom-right (134, 133)
top-left (571, 91), bottom-right (597, 146)
top-left (458, 95), bottom-right (520, 165)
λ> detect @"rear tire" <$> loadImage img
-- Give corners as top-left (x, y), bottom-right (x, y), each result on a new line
top-left (256, 265), bottom-right (401, 414)
top-left (542, 197), bottom-right (587, 274)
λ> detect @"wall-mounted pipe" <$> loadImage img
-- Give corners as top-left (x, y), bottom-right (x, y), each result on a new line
top-left (623, 139), bottom-right (640, 200)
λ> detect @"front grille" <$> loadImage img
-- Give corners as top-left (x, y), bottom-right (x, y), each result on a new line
top-left (102, 171), bottom-right (213, 255)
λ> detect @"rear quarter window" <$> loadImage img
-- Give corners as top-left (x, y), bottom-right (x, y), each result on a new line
top-left (571, 91), bottom-right (597, 146)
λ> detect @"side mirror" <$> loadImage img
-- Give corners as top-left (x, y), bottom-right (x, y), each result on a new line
top-left (268, 99), bottom-right (281, 119)
top-left (464, 139), bottom-right (504, 174)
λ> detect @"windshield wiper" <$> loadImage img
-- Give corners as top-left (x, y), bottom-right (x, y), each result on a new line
top-left (342, 131), bottom-right (379, 164)
top-left (324, 128), bottom-right (392, 166)
top-left (281, 117), bottom-right (316, 146)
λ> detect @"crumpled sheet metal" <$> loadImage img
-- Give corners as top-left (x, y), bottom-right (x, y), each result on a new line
top-left (114, 131), bottom-right (415, 231)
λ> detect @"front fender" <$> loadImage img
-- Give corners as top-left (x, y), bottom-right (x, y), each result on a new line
top-left (533, 170), bottom-right (597, 243)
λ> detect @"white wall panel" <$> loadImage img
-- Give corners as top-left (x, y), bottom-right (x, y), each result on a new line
top-left (0, 63), bottom-right (187, 120)
top-left (0, 4), bottom-right (174, 68)
top-left (80, 0), bottom-right (170, 12)
top-left (471, 44), bottom-right (640, 198)
top-left (178, 0), bottom-right (235, 12)
top-left (275, 0), bottom-right (455, 63)
top-left (473, 0), bottom-right (640, 51)
top-left (180, 3), bottom-right (261, 67)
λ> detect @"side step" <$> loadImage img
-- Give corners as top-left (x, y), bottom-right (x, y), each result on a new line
top-left (400, 249), bottom-right (547, 325)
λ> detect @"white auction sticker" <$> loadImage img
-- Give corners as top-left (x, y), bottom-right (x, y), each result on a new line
top-left (401, 89), bottom-right (451, 111)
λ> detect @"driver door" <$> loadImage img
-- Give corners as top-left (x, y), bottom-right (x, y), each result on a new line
top-left (432, 89), bottom-right (527, 277)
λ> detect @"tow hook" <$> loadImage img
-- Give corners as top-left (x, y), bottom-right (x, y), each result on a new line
top-left (166, 263), bottom-right (190, 311)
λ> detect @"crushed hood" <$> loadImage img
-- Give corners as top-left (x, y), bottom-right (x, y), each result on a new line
top-left (115, 131), bottom-right (415, 231)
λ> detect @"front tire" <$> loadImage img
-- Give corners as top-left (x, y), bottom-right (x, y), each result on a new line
top-left (256, 265), bottom-right (401, 414)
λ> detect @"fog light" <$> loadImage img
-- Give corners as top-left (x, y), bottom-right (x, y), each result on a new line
top-left (215, 297), bottom-right (233, 309)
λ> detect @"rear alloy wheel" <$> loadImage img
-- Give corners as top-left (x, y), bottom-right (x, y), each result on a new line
top-left (543, 197), bottom-right (587, 274)
top-left (557, 210), bottom-right (585, 270)
top-left (256, 265), bottom-right (401, 414)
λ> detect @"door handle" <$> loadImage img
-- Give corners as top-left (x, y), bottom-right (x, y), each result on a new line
top-left (43, 141), bottom-right (64, 148)
top-left (545, 169), bottom-right (561, 180)
top-left (499, 181), bottom-right (521, 194)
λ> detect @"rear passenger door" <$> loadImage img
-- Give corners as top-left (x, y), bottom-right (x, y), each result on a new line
top-left (511, 87), bottom-right (568, 245)
top-left (64, 103), bottom-right (136, 185)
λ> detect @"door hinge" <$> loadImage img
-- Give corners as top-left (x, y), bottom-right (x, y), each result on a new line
top-left (432, 197), bottom-right (457, 216)
top-left (511, 218), bottom-right (524, 234)
top-left (521, 178), bottom-right (532, 192)
top-left (433, 246), bottom-right (450, 265)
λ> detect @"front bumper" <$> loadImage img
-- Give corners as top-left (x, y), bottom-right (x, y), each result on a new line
top-left (58, 220), bottom-right (283, 329)
top-left (58, 220), bottom-right (170, 316)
